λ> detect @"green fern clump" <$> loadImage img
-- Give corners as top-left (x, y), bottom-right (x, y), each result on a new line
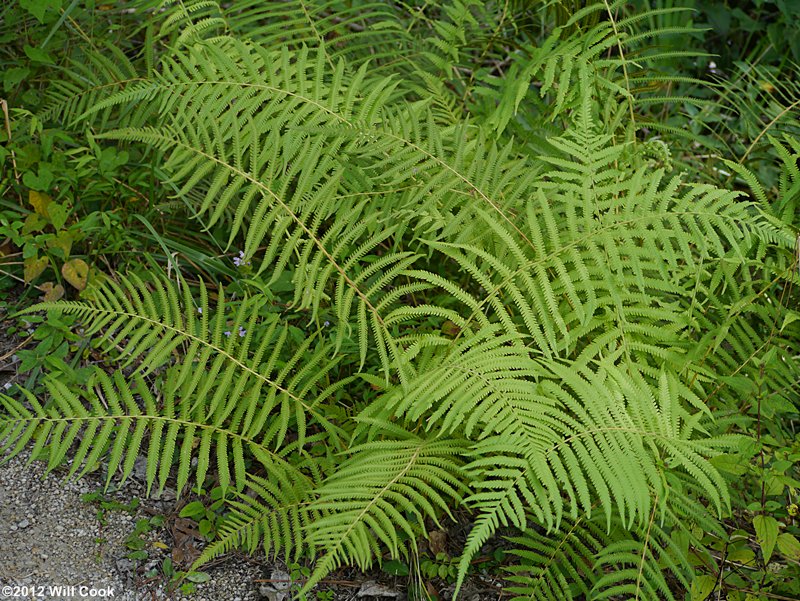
top-left (2, 1), bottom-right (799, 599)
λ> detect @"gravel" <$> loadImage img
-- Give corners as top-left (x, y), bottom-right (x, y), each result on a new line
top-left (0, 451), bottom-right (263, 601)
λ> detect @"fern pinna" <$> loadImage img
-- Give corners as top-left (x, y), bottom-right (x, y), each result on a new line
top-left (2, 1), bottom-right (798, 600)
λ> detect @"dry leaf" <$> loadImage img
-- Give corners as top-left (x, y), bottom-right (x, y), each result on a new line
top-left (62, 258), bottom-right (89, 290)
top-left (356, 582), bottom-right (401, 598)
top-left (171, 517), bottom-right (202, 568)
top-left (429, 530), bottom-right (447, 554)
top-left (24, 256), bottom-right (48, 283)
top-left (441, 320), bottom-right (460, 338)
top-left (38, 281), bottom-right (65, 302)
top-left (424, 581), bottom-right (440, 601)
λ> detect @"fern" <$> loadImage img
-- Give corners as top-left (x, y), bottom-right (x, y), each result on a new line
top-left (505, 515), bottom-right (610, 601)
top-left (198, 472), bottom-right (317, 565)
top-left (4, 3), bottom-right (798, 600)
top-left (429, 112), bottom-right (791, 369)
top-left (0, 369), bottom-right (298, 494)
top-left (303, 434), bottom-right (468, 591)
top-left (149, 0), bottom-right (414, 72)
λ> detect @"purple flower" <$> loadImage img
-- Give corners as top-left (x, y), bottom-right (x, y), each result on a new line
top-left (238, 326), bottom-right (246, 337)
top-left (323, 320), bottom-right (330, 327)
top-left (223, 330), bottom-right (231, 337)
top-left (233, 250), bottom-right (251, 268)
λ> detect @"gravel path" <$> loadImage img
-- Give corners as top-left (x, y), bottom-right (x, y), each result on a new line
top-left (0, 450), bottom-right (263, 601)
top-left (0, 449), bottom-right (414, 601)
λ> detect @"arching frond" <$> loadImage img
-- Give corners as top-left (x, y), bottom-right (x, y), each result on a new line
top-left (19, 273), bottom-right (350, 449)
top-left (0, 369), bottom-right (301, 495)
top-left (302, 434), bottom-right (469, 592)
top-left (453, 364), bottom-right (732, 592)
top-left (196, 471), bottom-right (317, 565)
top-left (149, 0), bottom-right (415, 73)
top-left (430, 110), bottom-right (792, 365)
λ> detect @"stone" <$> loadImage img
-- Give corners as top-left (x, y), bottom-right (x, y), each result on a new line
top-left (357, 581), bottom-right (401, 598)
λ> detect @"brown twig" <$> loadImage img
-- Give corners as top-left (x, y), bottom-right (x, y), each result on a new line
top-left (1, 99), bottom-right (21, 186)
top-left (0, 334), bottom-right (34, 363)
top-left (253, 578), bottom-right (360, 588)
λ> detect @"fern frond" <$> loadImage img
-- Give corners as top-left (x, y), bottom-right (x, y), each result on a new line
top-left (87, 41), bottom-right (436, 377)
top-left (505, 515), bottom-right (610, 601)
top-left (40, 42), bottom-right (147, 128)
top-left (0, 370), bottom-right (302, 495)
top-left (591, 517), bottom-right (688, 601)
top-left (196, 472), bottom-right (316, 565)
top-left (454, 363), bottom-right (731, 594)
top-left (150, 0), bottom-right (414, 73)
top-left (432, 116), bottom-right (793, 364)
top-left (302, 434), bottom-right (468, 592)
top-left (20, 272), bottom-right (348, 449)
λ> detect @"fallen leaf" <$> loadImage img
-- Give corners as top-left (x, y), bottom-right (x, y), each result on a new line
top-left (38, 281), bottom-right (65, 302)
top-left (171, 517), bottom-right (202, 568)
top-left (441, 320), bottom-right (460, 338)
top-left (356, 581), bottom-right (401, 598)
top-left (429, 530), bottom-right (447, 555)
top-left (62, 258), bottom-right (89, 290)
top-left (424, 581), bottom-right (440, 601)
